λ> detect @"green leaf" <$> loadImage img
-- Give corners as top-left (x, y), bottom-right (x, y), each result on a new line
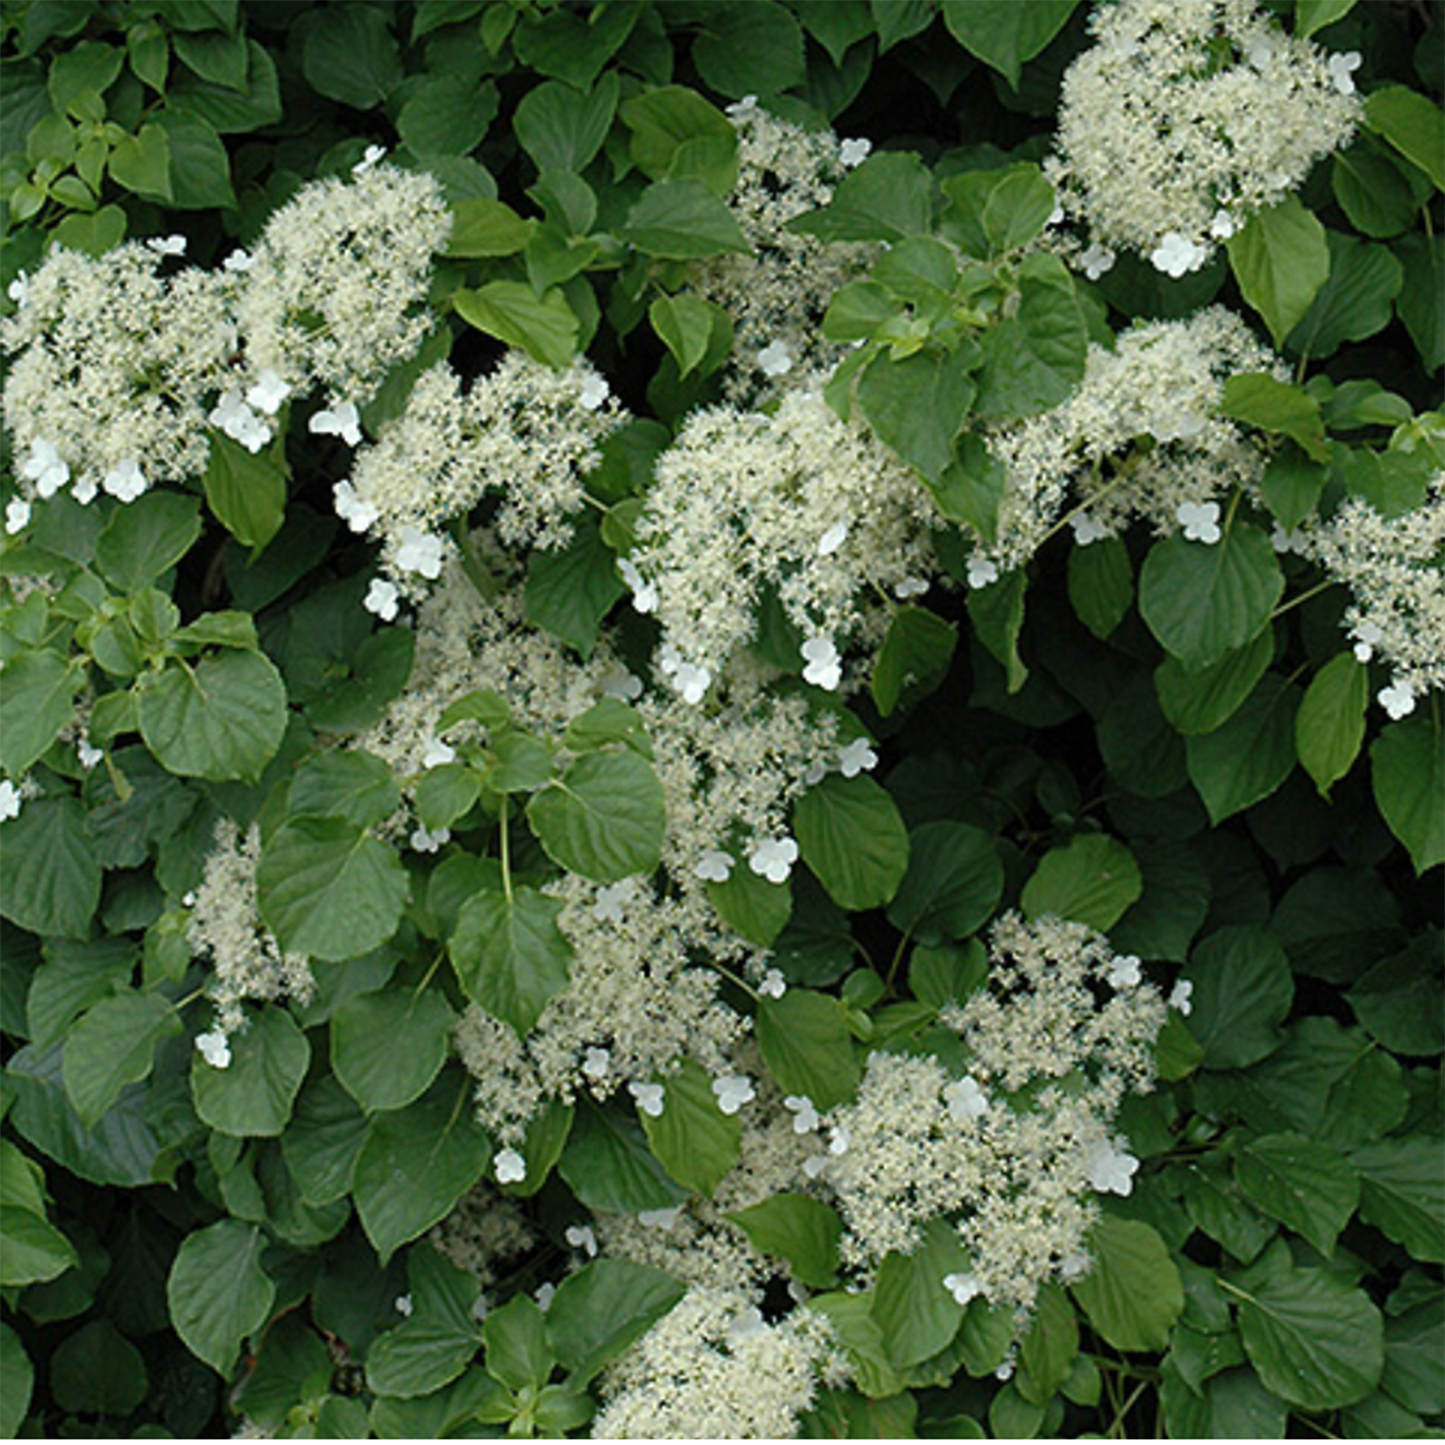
top-left (872, 1217), bottom-right (971, 1368)
top-left (282, 1075), bottom-right (368, 1206)
top-left (1161, 1362), bottom-right (1287, 1438)
top-left (649, 293), bottom-right (725, 380)
top-left (872, 606), bottom-right (957, 716)
top-left (1018, 1285), bottom-right (1079, 1406)
top-left (1396, 235), bottom-right (1443, 372)
top-left (523, 517), bottom-right (625, 657)
top-left (1351, 1137), bottom-right (1445, 1264)
top-left (1296, 653), bottom-right (1368, 796)
top-left (0, 1205), bottom-right (77, 1286)
top-left (546, 1259), bottom-right (685, 1386)
top-left (1286, 233), bottom-right (1403, 361)
top-left (705, 866), bottom-right (793, 948)
top-left (938, 163), bottom-right (1057, 258)
top-left (1021, 833), bottom-right (1141, 931)
top-left (1332, 143), bottom-right (1419, 239)
top-left (692, 4), bottom-right (805, 97)
top-left (1371, 715), bottom-right (1445, 874)
top-left (1219, 373), bottom-right (1327, 461)
top-left (527, 748), bottom-right (665, 883)
top-left (1072, 1217), bottom-right (1183, 1352)
top-left (932, 434), bottom-right (1007, 543)
top-left (728, 1194), bottom-right (843, 1289)
top-left (1235, 1134), bottom-right (1359, 1255)
top-left (1183, 926), bottom-right (1294, 1070)
top-left (450, 885), bottom-right (573, 1035)
top-left (620, 86), bottom-right (738, 195)
top-left (1067, 536), bottom-right (1133, 641)
top-left (302, 4), bottom-right (401, 108)
top-left (0, 797), bottom-right (102, 939)
top-left (50, 1317), bottom-right (147, 1416)
top-left (454, 281), bottom-right (579, 369)
top-left (289, 748), bottom-right (400, 831)
top-left (1346, 933), bottom-right (1445, 1057)
top-left (558, 1099), bottom-right (688, 1214)
top-left (62, 992), bottom-right (179, 1129)
top-left (332, 988), bottom-right (455, 1114)
top-left (96, 490), bottom-right (203, 590)
top-left (1185, 673), bottom-right (1300, 823)
top-left (483, 1293), bottom-right (555, 1392)
top-left (1155, 628), bottom-right (1275, 736)
top-left (445, 198), bottom-right (533, 258)
top-left (974, 254), bottom-right (1088, 419)
top-left (1226, 196), bottom-right (1330, 346)
top-left (1296, 0), bottom-right (1356, 37)
top-left (0, 650), bottom-right (84, 776)
top-left (887, 821), bottom-right (1003, 945)
top-left (516, 73), bottom-right (618, 175)
top-left (258, 817), bottom-right (408, 962)
top-left (1138, 524), bottom-right (1284, 671)
top-left (756, 990), bottom-right (859, 1112)
top-left (639, 1058), bottom-right (740, 1198)
top-left (1364, 87), bottom-right (1445, 191)
top-left (107, 121), bottom-right (172, 202)
top-left (794, 774), bottom-right (910, 911)
top-left (0, 1325), bottom-right (33, 1438)
top-left (622, 180), bottom-right (750, 259)
top-left (397, 73), bottom-right (497, 157)
top-left (512, 3), bottom-right (637, 87)
top-left (352, 1091), bottom-right (491, 1263)
top-left (940, 0), bottom-right (1078, 87)
top-left (856, 348), bottom-right (976, 483)
top-left (1260, 447), bottom-right (1327, 530)
top-left (1235, 1266), bottom-right (1383, 1410)
top-left (151, 109), bottom-right (234, 209)
top-left (137, 649), bottom-right (287, 783)
top-left (168, 1220), bottom-right (275, 1374)
top-left (192, 1007), bottom-right (310, 1137)
top-left (790, 151), bottom-right (933, 243)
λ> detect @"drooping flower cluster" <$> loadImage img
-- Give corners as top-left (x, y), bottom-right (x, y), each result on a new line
top-left (1047, 0), bottom-right (1361, 276)
top-left (979, 306), bottom-right (1279, 572)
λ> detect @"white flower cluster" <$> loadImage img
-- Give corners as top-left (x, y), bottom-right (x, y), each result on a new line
top-left (1047, 0), bottom-right (1361, 274)
top-left (186, 820), bottom-right (314, 1040)
top-left (1301, 475), bottom-right (1445, 717)
top-left (592, 1286), bottom-right (842, 1439)
top-left (339, 352), bottom-right (621, 599)
top-left (981, 306), bottom-right (1279, 571)
top-left (818, 913), bottom-right (1165, 1312)
top-left (694, 101), bottom-right (878, 400)
top-left (630, 390), bottom-right (944, 693)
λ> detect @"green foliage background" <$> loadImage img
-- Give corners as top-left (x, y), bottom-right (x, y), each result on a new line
top-left (0, 0), bottom-right (1441, 1437)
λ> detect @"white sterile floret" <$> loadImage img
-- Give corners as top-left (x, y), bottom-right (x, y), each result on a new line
top-left (1085, 1142), bottom-right (1139, 1196)
top-left (1150, 231), bottom-right (1209, 278)
top-left (593, 879), bottom-right (637, 924)
top-left (1352, 619), bottom-right (1384, 663)
top-left (1210, 209), bottom-right (1238, 240)
top-left (801, 636), bottom-right (841, 690)
top-left (394, 525), bottom-right (445, 579)
top-left (726, 94), bottom-right (760, 119)
top-left (599, 666), bottom-right (644, 702)
top-left (1328, 50), bottom-right (1362, 95)
top-left (582, 1046), bottom-right (612, 1080)
top-left (5, 497), bottom-right (31, 533)
top-left (7, 271), bottom-right (28, 306)
top-left (618, 556), bottom-right (659, 613)
top-left (310, 400), bottom-right (362, 446)
top-left (565, 1223), bottom-right (599, 1258)
top-left (1271, 521), bottom-right (1307, 554)
top-left (757, 340), bottom-right (793, 377)
top-left (629, 1081), bottom-right (666, 1118)
top-left (943, 1075), bottom-right (989, 1121)
top-left (894, 576), bottom-right (929, 598)
top-left (758, 968), bottom-right (787, 1000)
top-left (534, 1282), bottom-right (556, 1311)
top-left (784, 1095), bottom-right (820, 1133)
top-left (147, 234), bottom-right (186, 257)
top-left (672, 660), bottom-right (713, 705)
top-left (943, 1272), bottom-right (983, 1307)
top-left (1177, 499), bottom-right (1222, 544)
top-left (1379, 680), bottom-right (1417, 720)
top-left (817, 520), bottom-right (849, 557)
top-left (837, 737), bottom-right (878, 778)
top-left (394, 1294), bottom-right (413, 1317)
top-left (246, 369), bottom-right (290, 416)
top-left (364, 578), bottom-right (400, 622)
top-left (1078, 242), bottom-right (1115, 281)
top-left (76, 737), bottom-right (103, 769)
top-left (209, 390), bottom-right (270, 453)
top-left (695, 849), bottom-right (735, 883)
top-left (102, 459), bottom-right (146, 502)
top-left (638, 1205), bottom-right (683, 1230)
top-left (712, 1073), bottom-right (756, 1115)
top-left (839, 137), bottom-right (872, 167)
top-left (579, 372), bottom-right (609, 410)
top-left (494, 1148), bottom-right (527, 1184)
top-left (223, 249), bottom-right (252, 273)
top-left (827, 1123), bottom-right (851, 1156)
top-left (966, 556), bottom-right (1000, 589)
top-left (422, 737), bottom-right (456, 769)
top-left (409, 822), bottom-right (450, 853)
top-left (1169, 980), bottom-right (1194, 1016)
top-left (0, 780), bottom-right (20, 823)
top-left (195, 1029), bottom-right (232, 1070)
top-left (21, 439), bottom-right (68, 497)
top-left (1106, 954), bottom-right (1142, 989)
top-left (353, 144), bottom-right (386, 176)
top-left (1070, 510), bottom-right (1109, 546)
top-left (749, 836), bottom-right (798, 884)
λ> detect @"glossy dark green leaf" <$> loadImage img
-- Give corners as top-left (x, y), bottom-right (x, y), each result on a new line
top-left (450, 885), bottom-right (573, 1035)
top-left (192, 1007), bottom-right (310, 1137)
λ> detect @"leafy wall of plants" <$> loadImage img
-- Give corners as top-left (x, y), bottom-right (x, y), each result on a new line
top-left (0, 0), bottom-right (1441, 1438)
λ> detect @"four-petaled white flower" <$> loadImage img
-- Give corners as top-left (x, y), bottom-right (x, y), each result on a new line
top-left (943, 1272), bottom-right (982, 1307)
top-left (579, 373), bottom-right (609, 410)
top-left (0, 780), bottom-right (20, 823)
top-left (395, 525), bottom-right (445, 579)
top-left (758, 968), bottom-right (787, 999)
top-left (726, 94), bottom-right (759, 119)
top-left (21, 440), bottom-right (69, 498)
top-left (757, 340), bottom-right (793, 377)
top-left (147, 234), bottom-right (186, 257)
top-left (1169, 979), bottom-right (1194, 1016)
top-left (5, 497), bottom-right (31, 534)
top-left (582, 1046), bottom-right (611, 1079)
top-left (209, 390), bottom-right (270, 452)
top-left (784, 1095), bottom-right (820, 1133)
top-left (728, 1306), bottom-right (766, 1344)
top-left (801, 636), bottom-right (841, 690)
top-left (102, 459), bottom-right (147, 503)
top-left (1270, 522), bottom-right (1307, 554)
top-left (1328, 51), bottom-right (1362, 96)
top-left (1209, 210), bottom-right (1237, 241)
top-left (310, 400), bottom-right (362, 446)
top-left (828, 1123), bottom-right (850, 1156)
top-left (7, 270), bottom-right (29, 306)
top-left (1379, 680), bottom-right (1416, 719)
top-left (352, 144), bottom-right (386, 176)
top-left (837, 737), bottom-right (878, 778)
top-left (364, 577), bottom-right (400, 622)
top-left (409, 822), bottom-right (450, 853)
top-left (195, 1030), bottom-right (231, 1069)
top-left (77, 737), bottom-right (103, 769)
top-left (534, 1282), bottom-right (556, 1311)
top-left (247, 370), bottom-right (290, 416)
top-left (593, 879), bottom-right (636, 924)
top-left (494, 1147), bottom-right (527, 1184)
top-left (72, 473), bottom-right (99, 506)
top-left (672, 660), bottom-right (711, 705)
top-left (1079, 242), bottom-right (1115, 280)
top-left (223, 248), bottom-right (253, 273)
top-left (638, 1205), bottom-right (682, 1230)
top-left (1149, 231), bottom-right (1209, 278)
top-left (748, 836), bottom-right (798, 884)
top-left (944, 1075), bottom-right (989, 1121)
top-left (629, 1080), bottom-right (665, 1118)
top-left (1106, 954), bottom-right (1142, 989)
top-left (839, 137), bottom-right (872, 168)
top-left (894, 576), bottom-right (928, 599)
top-left (565, 1223), bottom-right (599, 1258)
top-left (422, 737), bottom-right (456, 769)
top-left (712, 1073), bottom-right (755, 1115)
top-left (1177, 499), bottom-right (1221, 544)
top-left (818, 520), bottom-right (849, 557)
top-left (1352, 620), bottom-right (1383, 663)
top-left (966, 556), bottom-right (1000, 590)
top-left (599, 666), bottom-right (644, 702)
top-left (618, 557), bottom-right (658, 613)
top-left (394, 1294), bottom-right (413, 1317)
top-left (1086, 1141), bottom-right (1139, 1196)
top-left (1070, 511), bottom-right (1108, 546)
top-left (695, 848), bottom-right (734, 883)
